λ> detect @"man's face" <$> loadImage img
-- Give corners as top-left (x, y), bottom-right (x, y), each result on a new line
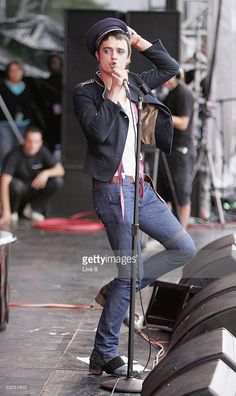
top-left (8, 64), bottom-right (23, 84)
top-left (24, 132), bottom-right (43, 156)
top-left (95, 36), bottom-right (130, 75)
top-left (48, 56), bottom-right (62, 74)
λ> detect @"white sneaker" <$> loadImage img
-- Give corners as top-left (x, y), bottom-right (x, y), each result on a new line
top-left (23, 204), bottom-right (45, 222)
top-left (11, 212), bottom-right (19, 224)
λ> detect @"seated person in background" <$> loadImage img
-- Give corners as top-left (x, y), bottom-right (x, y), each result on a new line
top-left (0, 125), bottom-right (64, 224)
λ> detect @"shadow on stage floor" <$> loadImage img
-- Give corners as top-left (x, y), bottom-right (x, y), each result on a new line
top-left (0, 220), bottom-right (235, 395)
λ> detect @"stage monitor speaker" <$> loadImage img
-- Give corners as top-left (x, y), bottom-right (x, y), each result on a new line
top-left (149, 359), bottom-right (236, 396)
top-left (174, 273), bottom-right (236, 330)
top-left (126, 11), bottom-right (180, 74)
top-left (192, 233), bottom-right (235, 252)
top-left (63, 10), bottom-right (122, 165)
top-left (141, 327), bottom-right (236, 396)
top-left (180, 233), bottom-right (236, 286)
top-left (144, 235), bottom-right (236, 330)
top-left (169, 289), bottom-right (236, 351)
top-left (145, 280), bottom-right (191, 330)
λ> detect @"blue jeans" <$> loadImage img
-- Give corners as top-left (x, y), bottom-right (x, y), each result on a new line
top-left (92, 177), bottom-right (196, 358)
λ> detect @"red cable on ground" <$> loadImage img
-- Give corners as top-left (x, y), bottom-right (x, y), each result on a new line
top-left (33, 211), bottom-right (104, 233)
top-left (9, 302), bottom-right (102, 310)
top-left (187, 220), bottom-right (236, 231)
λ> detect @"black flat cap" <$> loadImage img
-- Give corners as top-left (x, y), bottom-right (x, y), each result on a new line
top-left (85, 17), bottom-right (130, 56)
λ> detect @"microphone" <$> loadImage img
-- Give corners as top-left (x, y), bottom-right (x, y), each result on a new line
top-left (111, 64), bottom-right (130, 95)
top-left (111, 73), bottom-right (128, 88)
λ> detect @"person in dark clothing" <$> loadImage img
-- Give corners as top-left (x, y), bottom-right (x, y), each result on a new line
top-left (0, 126), bottom-right (64, 225)
top-left (157, 74), bottom-right (195, 228)
top-left (0, 61), bottom-right (33, 170)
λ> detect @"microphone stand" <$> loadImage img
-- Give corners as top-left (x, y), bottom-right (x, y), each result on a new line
top-left (101, 86), bottom-right (147, 393)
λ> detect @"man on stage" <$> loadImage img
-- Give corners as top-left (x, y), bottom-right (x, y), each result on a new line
top-left (73, 18), bottom-right (196, 376)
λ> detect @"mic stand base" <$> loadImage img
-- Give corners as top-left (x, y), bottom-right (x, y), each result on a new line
top-left (101, 376), bottom-right (143, 394)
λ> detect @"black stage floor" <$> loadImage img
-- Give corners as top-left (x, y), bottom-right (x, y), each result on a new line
top-left (0, 219), bottom-right (236, 396)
